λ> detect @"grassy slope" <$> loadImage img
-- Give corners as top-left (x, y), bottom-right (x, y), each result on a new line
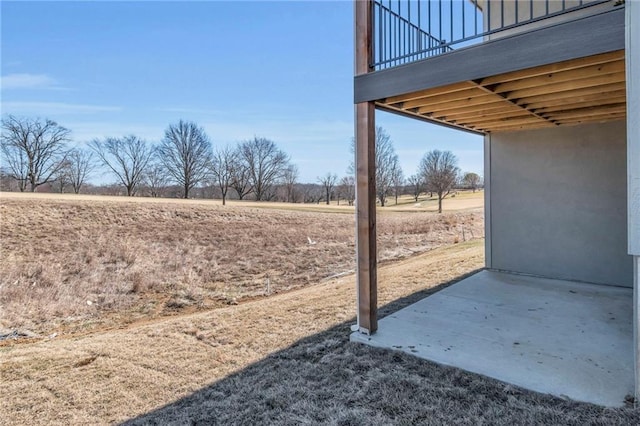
top-left (0, 193), bottom-right (482, 336)
top-left (2, 241), bottom-right (638, 424)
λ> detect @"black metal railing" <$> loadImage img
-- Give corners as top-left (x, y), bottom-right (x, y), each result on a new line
top-left (372, 0), bottom-right (616, 70)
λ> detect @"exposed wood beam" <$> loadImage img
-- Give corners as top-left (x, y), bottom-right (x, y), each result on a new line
top-left (400, 88), bottom-right (487, 110)
top-left (516, 82), bottom-right (627, 105)
top-left (428, 101), bottom-right (518, 118)
top-left (490, 60), bottom-right (625, 94)
top-left (383, 81), bottom-right (475, 105)
top-left (547, 104), bottom-right (627, 121)
top-left (417, 95), bottom-right (503, 114)
top-left (534, 97), bottom-right (627, 114)
top-left (484, 122), bottom-right (556, 132)
top-left (477, 116), bottom-right (550, 128)
top-left (506, 72), bottom-right (626, 99)
top-left (478, 50), bottom-right (625, 85)
top-left (524, 90), bottom-right (627, 110)
top-left (555, 114), bottom-right (626, 125)
top-left (452, 109), bottom-right (532, 124)
top-left (472, 81), bottom-right (557, 126)
top-left (378, 102), bottom-right (484, 134)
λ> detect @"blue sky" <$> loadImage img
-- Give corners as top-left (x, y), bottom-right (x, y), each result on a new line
top-left (1, 1), bottom-right (483, 184)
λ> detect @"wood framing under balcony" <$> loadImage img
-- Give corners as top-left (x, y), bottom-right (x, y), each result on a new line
top-left (377, 50), bottom-right (626, 133)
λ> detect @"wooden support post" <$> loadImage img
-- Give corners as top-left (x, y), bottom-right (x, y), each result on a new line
top-left (355, 0), bottom-right (377, 334)
top-left (355, 102), bottom-right (377, 334)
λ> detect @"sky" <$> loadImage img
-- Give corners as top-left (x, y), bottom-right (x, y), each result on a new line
top-left (0, 0), bottom-right (483, 184)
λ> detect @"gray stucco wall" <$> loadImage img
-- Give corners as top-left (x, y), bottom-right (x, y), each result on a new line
top-left (487, 120), bottom-right (632, 287)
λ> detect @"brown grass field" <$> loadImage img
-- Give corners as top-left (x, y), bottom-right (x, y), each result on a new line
top-left (2, 191), bottom-right (636, 424)
top-left (0, 191), bottom-right (483, 338)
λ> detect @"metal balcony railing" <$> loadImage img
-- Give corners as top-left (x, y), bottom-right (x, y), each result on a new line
top-left (372, 0), bottom-right (615, 70)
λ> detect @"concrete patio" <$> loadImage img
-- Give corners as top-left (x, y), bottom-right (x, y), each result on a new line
top-left (351, 270), bottom-right (633, 406)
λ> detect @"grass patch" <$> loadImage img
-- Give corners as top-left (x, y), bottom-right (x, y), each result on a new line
top-left (1, 242), bottom-right (637, 424)
top-left (0, 194), bottom-right (482, 337)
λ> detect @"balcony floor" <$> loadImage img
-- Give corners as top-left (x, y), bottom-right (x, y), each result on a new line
top-left (350, 270), bottom-right (633, 407)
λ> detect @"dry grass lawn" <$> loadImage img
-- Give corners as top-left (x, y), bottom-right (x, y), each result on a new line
top-left (2, 192), bottom-right (636, 424)
top-left (0, 192), bottom-right (482, 337)
top-left (2, 241), bottom-right (638, 424)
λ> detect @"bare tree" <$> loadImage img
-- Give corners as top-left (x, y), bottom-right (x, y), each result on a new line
top-left (210, 145), bottom-right (235, 205)
top-left (391, 163), bottom-right (404, 205)
top-left (407, 174), bottom-right (424, 202)
top-left (462, 172), bottom-right (481, 192)
top-left (0, 169), bottom-right (20, 192)
top-left (0, 146), bottom-right (28, 192)
top-left (143, 161), bottom-right (169, 198)
top-left (318, 172), bottom-right (337, 205)
top-left (350, 126), bottom-right (400, 207)
top-left (419, 149), bottom-right (460, 213)
top-left (282, 164), bottom-right (299, 203)
top-left (64, 148), bottom-right (95, 194)
top-left (0, 115), bottom-right (70, 192)
top-left (229, 151), bottom-right (253, 200)
top-left (238, 137), bottom-right (289, 201)
top-left (338, 175), bottom-right (355, 206)
top-left (52, 162), bottom-right (71, 193)
top-left (157, 120), bottom-right (212, 199)
top-left (90, 135), bottom-right (153, 196)
top-left (301, 184), bottom-right (323, 204)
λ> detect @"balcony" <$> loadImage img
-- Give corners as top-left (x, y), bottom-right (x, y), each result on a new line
top-left (372, 0), bottom-right (616, 71)
top-left (358, 0), bottom-right (626, 133)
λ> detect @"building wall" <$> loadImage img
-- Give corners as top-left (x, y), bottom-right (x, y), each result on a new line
top-left (487, 120), bottom-right (632, 287)
top-left (483, 0), bottom-right (616, 40)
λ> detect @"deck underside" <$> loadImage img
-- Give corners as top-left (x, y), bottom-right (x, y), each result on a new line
top-left (377, 50), bottom-right (626, 133)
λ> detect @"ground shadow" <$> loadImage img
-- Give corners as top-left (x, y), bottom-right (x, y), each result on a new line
top-left (123, 270), bottom-right (639, 425)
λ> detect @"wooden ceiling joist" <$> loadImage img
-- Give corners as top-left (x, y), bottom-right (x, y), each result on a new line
top-left (472, 82), bottom-right (556, 126)
top-left (383, 81), bottom-right (476, 104)
top-left (400, 88), bottom-right (487, 109)
top-left (477, 121), bottom-right (556, 132)
top-left (556, 113), bottom-right (627, 125)
top-left (482, 121), bottom-right (556, 132)
top-left (375, 50), bottom-right (626, 133)
top-left (545, 104), bottom-right (627, 121)
top-left (515, 82), bottom-right (626, 106)
top-left (426, 102), bottom-right (518, 119)
top-left (505, 72), bottom-right (626, 100)
top-left (416, 95), bottom-right (502, 114)
top-left (534, 96), bottom-right (627, 114)
top-left (477, 51), bottom-right (624, 86)
top-left (489, 60), bottom-right (625, 94)
top-left (451, 109), bottom-right (532, 124)
top-left (444, 107), bottom-right (524, 119)
top-left (475, 116), bottom-right (550, 128)
top-left (524, 89), bottom-right (627, 110)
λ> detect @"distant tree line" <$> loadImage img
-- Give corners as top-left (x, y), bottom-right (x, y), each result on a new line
top-left (1, 115), bottom-right (481, 209)
top-left (0, 116), bottom-right (300, 201)
top-left (349, 126), bottom-right (483, 213)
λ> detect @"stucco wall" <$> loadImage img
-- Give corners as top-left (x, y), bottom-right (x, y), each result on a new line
top-left (487, 120), bottom-right (632, 287)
